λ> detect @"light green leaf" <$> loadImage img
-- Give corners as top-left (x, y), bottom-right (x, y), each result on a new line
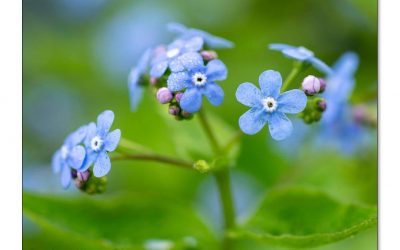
top-left (232, 187), bottom-right (377, 248)
top-left (23, 192), bottom-right (218, 250)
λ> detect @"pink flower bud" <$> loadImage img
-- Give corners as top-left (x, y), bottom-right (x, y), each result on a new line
top-left (156, 87), bottom-right (173, 104)
top-left (302, 75), bottom-right (321, 96)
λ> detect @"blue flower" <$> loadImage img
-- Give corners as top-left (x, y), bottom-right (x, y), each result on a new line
top-left (167, 52), bottom-right (227, 113)
top-left (236, 70), bottom-right (307, 141)
top-left (269, 43), bottom-right (332, 75)
top-left (150, 36), bottom-right (204, 78)
top-left (167, 22), bottom-right (234, 49)
top-left (82, 110), bottom-right (121, 177)
top-left (52, 125), bottom-right (87, 188)
top-left (128, 49), bottom-right (152, 111)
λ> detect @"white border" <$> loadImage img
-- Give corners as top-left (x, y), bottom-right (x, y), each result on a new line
top-left (380, 0), bottom-right (400, 249)
top-left (0, 0), bottom-right (22, 249)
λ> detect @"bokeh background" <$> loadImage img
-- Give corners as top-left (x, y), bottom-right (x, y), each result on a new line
top-left (23, 0), bottom-right (377, 249)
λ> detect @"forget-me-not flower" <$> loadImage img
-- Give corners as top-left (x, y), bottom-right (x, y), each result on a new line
top-left (167, 52), bottom-right (227, 113)
top-left (82, 110), bottom-right (121, 177)
top-left (150, 36), bottom-right (204, 78)
top-left (167, 22), bottom-right (234, 49)
top-left (236, 70), bottom-right (307, 141)
top-left (269, 43), bottom-right (332, 75)
top-left (128, 49), bottom-right (152, 111)
top-left (52, 125), bottom-right (87, 188)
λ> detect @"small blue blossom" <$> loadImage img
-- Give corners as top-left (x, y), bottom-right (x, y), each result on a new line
top-left (52, 125), bottom-right (87, 188)
top-left (269, 43), bottom-right (332, 75)
top-left (236, 70), bottom-right (307, 141)
top-left (128, 49), bottom-right (152, 111)
top-left (82, 110), bottom-right (121, 177)
top-left (167, 22), bottom-right (234, 49)
top-left (167, 52), bottom-right (227, 113)
top-left (150, 36), bottom-right (204, 78)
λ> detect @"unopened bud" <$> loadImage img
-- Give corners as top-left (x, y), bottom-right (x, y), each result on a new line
top-left (302, 75), bottom-right (321, 96)
top-left (168, 104), bottom-right (180, 116)
top-left (318, 78), bottom-right (327, 93)
top-left (316, 99), bottom-right (327, 111)
top-left (175, 92), bottom-right (184, 103)
top-left (201, 50), bottom-right (218, 61)
top-left (156, 87), bottom-right (173, 104)
top-left (150, 77), bottom-right (158, 86)
top-left (77, 170), bottom-right (90, 182)
top-left (193, 160), bottom-right (211, 173)
top-left (71, 169), bottom-right (78, 179)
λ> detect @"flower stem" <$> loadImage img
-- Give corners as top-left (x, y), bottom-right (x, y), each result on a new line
top-left (281, 62), bottom-right (305, 92)
top-left (111, 152), bottom-right (194, 169)
top-left (197, 109), bottom-right (236, 250)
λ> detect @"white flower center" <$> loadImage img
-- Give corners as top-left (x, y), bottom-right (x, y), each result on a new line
top-left (262, 97), bottom-right (278, 112)
top-left (192, 73), bottom-right (207, 86)
top-left (166, 48), bottom-right (180, 58)
top-left (60, 145), bottom-right (69, 159)
top-left (298, 46), bottom-right (314, 57)
top-left (90, 136), bottom-right (103, 151)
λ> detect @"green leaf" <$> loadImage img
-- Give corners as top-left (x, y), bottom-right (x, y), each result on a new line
top-left (23, 192), bottom-right (218, 250)
top-left (232, 187), bottom-right (377, 248)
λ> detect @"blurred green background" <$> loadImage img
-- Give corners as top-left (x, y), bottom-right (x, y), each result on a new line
top-left (23, 0), bottom-right (377, 249)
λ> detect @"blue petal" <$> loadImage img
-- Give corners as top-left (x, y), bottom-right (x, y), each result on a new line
top-left (167, 71), bottom-right (191, 92)
top-left (282, 47), bottom-right (313, 61)
top-left (67, 145), bottom-right (86, 170)
top-left (180, 88), bottom-right (202, 113)
top-left (206, 59), bottom-right (227, 81)
top-left (258, 70), bottom-right (282, 98)
top-left (64, 125), bottom-right (87, 146)
top-left (93, 151), bottom-right (111, 177)
top-left (52, 150), bottom-right (62, 174)
top-left (84, 122), bottom-right (97, 147)
top-left (268, 43), bottom-right (296, 51)
top-left (105, 129), bottom-right (121, 152)
top-left (150, 61), bottom-right (168, 78)
top-left (173, 52), bottom-right (204, 72)
top-left (268, 112), bottom-right (293, 141)
top-left (309, 57), bottom-right (333, 75)
top-left (277, 89), bottom-right (307, 114)
top-left (236, 82), bottom-right (262, 107)
top-left (204, 82), bottom-right (224, 106)
top-left (238, 107), bottom-right (267, 135)
top-left (61, 165), bottom-right (71, 189)
top-left (79, 150), bottom-right (97, 172)
top-left (183, 36), bottom-right (204, 52)
top-left (137, 48), bottom-right (152, 73)
top-left (97, 110), bottom-right (114, 137)
top-left (201, 32), bottom-right (234, 49)
top-left (167, 22), bottom-right (188, 34)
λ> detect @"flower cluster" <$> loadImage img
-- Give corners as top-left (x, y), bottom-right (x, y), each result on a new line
top-left (52, 110), bottom-right (121, 191)
top-left (127, 23), bottom-right (233, 119)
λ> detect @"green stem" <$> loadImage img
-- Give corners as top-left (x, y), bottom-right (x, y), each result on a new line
top-left (197, 109), bottom-right (236, 250)
top-left (281, 62), bottom-right (305, 92)
top-left (111, 152), bottom-right (194, 169)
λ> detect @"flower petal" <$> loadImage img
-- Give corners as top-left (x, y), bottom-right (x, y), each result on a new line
top-left (236, 82), bottom-right (262, 107)
top-left (277, 89), bottom-right (307, 114)
top-left (175, 52), bottom-right (204, 71)
top-left (183, 36), bottom-right (204, 52)
top-left (84, 122), bottom-right (97, 147)
top-left (180, 88), bottom-right (202, 113)
top-left (52, 150), bottom-right (62, 174)
top-left (268, 112), bottom-right (293, 141)
top-left (65, 125), bottom-right (87, 146)
top-left (167, 71), bottom-right (191, 92)
top-left (238, 107), bottom-right (267, 135)
top-left (61, 165), bottom-right (71, 189)
top-left (167, 22), bottom-right (188, 34)
top-left (204, 82), bottom-right (224, 106)
top-left (282, 48), bottom-right (312, 61)
top-left (79, 150), bottom-right (97, 172)
top-left (201, 32), bottom-right (234, 49)
top-left (105, 129), bottom-right (121, 152)
top-left (150, 61), bottom-right (168, 78)
top-left (269, 43), bottom-right (296, 51)
top-left (309, 57), bottom-right (333, 75)
top-left (97, 110), bottom-right (114, 136)
top-left (206, 59), bottom-right (227, 81)
top-left (258, 70), bottom-right (282, 98)
top-left (67, 145), bottom-right (86, 170)
top-left (93, 151), bottom-right (111, 177)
